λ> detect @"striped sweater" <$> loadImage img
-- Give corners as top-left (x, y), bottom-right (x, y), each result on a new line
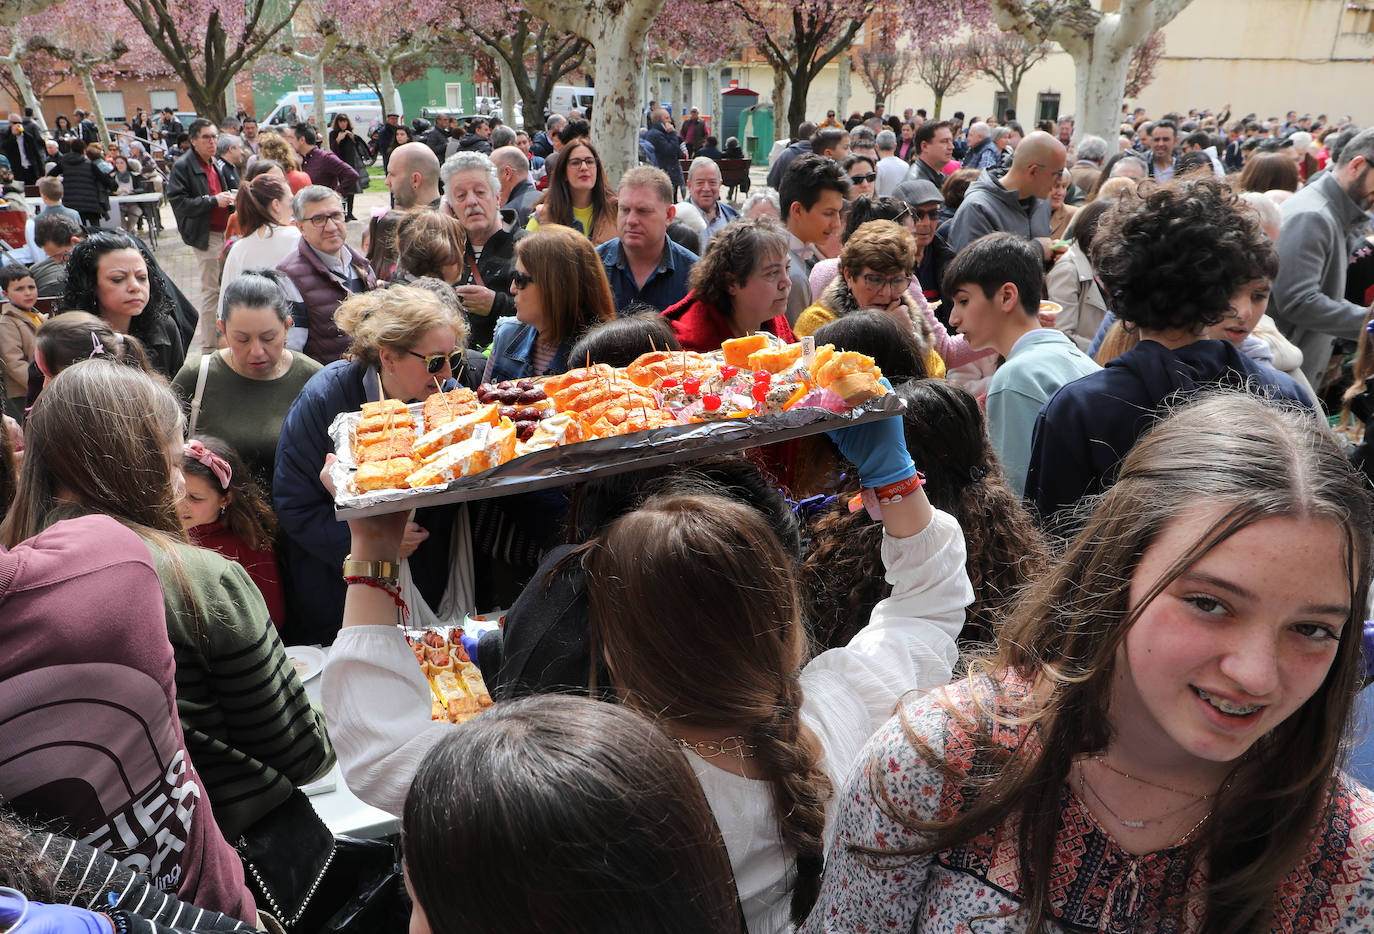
top-left (151, 540), bottom-right (335, 842)
top-left (29, 830), bottom-right (254, 932)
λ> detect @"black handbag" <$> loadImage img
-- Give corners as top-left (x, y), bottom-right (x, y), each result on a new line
top-left (236, 789), bottom-right (337, 928)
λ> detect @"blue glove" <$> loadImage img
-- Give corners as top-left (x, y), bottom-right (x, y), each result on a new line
top-left (459, 629), bottom-right (481, 662)
top-left (826, 380), bottom-right (915, 488)
top-left (0, 891), bottom-right (112, 933)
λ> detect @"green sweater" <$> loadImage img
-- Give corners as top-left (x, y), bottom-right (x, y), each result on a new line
top-left (151, 539), bottom-right (334, 842)
top-left (172, 350), bottom-right (322, 487)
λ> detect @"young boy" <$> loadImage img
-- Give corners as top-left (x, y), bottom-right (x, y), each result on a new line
top-left (1024, 180), bottom-right (1311, 526)
top-left (945, 232), bottom-right (1099, 496)
top-left (778, 153), bottom-right (849, 324)
top-left (0, 264), bottom-right (42, 420)
top-left (35, 177), bottom-right (81, 225)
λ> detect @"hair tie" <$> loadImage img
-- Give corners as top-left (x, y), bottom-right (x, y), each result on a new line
top-left (87, 332), bottom-right (106, 357)
top-left (184, 439), bottom-right (231, 489)
top-left (969, 465), bottom-right (987, 482)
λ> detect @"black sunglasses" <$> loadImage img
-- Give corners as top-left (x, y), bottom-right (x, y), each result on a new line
top-left (511, 270), bottom-right (535, 290)
top-left (408, 349), bottom-right (464, 374)
top-left (849, 172), bottom-right (877, 184)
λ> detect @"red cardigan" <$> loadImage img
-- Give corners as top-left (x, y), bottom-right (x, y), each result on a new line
top-left (189, 522), bottom-right (288, 630)
top-left (660, 291), bottom-right (796, 353)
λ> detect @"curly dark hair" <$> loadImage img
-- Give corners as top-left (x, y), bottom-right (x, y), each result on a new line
top-left (61, 231), bottom-right (176, 350)
top-left (1090, 178), bottom-right (1277, 333)
top-left (801, 380), bottom-right (1048, 650)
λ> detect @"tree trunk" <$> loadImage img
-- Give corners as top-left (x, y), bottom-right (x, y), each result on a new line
top-left (224, 78), bottom-right (238, 122)
top-left (771, 64), bottom-right (789, 141)
top-left (1006, 78), bottom-right (1020, 119)
top-left (683, 67), bottom-right (694, 114)
top-left (379, 59), bottom-right (397, 117)
top-left (310, 51), bottom-right (328, 133)
top-left (1074, 29), bottom-right (1134, 148)
top-left (786, 68), bottom-right (810, 139)
top-left (499, 54), bottom-right (516, 128)
top-left (836, 55), bottom-right (851, 118)
top-left (1, 35), bottom-right (47, 131)
top-left (704, 61), bottom-right (721, 122)
top-left (76, 65), bottom-right (110, 145)
top-left (932, 91), bottom-right (943, 120)
top-left (666, 62), bottom-right (684, 120)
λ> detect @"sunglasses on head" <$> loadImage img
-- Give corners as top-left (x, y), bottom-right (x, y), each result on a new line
top-left (511, 270), bottom-right (535, 290)
top-left (408, 349), bottom-right (464, 374)
top-left (849, 172), bottom-right (877, 184)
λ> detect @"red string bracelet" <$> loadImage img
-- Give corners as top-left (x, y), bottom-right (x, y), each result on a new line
top-left (345, 575), bottom-right (410, 628)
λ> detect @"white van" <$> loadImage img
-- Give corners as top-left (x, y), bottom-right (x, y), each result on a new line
top-left (262, 88), bottom-right (403, 130)
top-left (549, 85), bottom-right (596, 118)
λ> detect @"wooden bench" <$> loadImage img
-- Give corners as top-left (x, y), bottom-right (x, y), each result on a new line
top-left (678, 158), bottom-right (753, 199)
top-left (33, 296), bottom-right (60, 316)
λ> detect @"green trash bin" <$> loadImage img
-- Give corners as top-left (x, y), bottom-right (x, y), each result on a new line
top-left (740, 103), bottom-right (773, 166)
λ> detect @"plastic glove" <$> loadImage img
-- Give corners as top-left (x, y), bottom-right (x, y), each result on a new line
top-left (0, 891), bottom-right (112, 934)
top-left (459, 629), bottom-right (481, 662)
top-left (825, 380), bottom-right (915, 488)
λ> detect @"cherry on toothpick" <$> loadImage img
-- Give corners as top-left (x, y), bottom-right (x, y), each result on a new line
top-left (752, 384), bottom-right (769, 402)
top-left (702, 393), bottom-right (722, 411)
top-left (720, 364), bottom-right (738, 379)
top-left (683, 376), bottom-right (701, 394)
top-left (661, 376), bottom-right (679, 389)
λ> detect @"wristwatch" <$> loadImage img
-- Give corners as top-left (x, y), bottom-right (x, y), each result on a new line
top-left (342, 554), bottom-right (400, 582)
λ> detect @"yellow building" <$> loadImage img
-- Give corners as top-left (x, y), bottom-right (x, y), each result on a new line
top-left (700, 0), bottom-right (1373, 132)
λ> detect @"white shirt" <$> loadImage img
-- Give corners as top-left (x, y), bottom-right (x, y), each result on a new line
top-left (322, 510), bottom-right (973, 934)
top-left (218, 224), bottom-right (302, 319)
top-left (875, 155), bottom-right (908, 197)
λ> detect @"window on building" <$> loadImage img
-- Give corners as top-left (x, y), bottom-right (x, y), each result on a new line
top-left (993, 92), bottom-right (1010, 123)
top-left (148, 90), bottom-right (179, 113)
top-left (95, 91), bottom-right (126, 123)
top-left (1037, 92), bottom-right (1061, 123)
top-left (1341, 3), bottom-right (1374, 33)
top-left (445, 84), bottom-right (463, 111)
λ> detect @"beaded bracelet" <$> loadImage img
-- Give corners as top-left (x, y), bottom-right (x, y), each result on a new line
top-left (345, 575), bottom-right (411, 628)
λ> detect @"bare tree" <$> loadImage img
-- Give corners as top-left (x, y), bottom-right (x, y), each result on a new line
top-left (1124, 29), bottom-right (1166, 99)
top-left (965, 30), bottom-right (1050, 117)
top-left (913, 39), bottom-right (975, 119)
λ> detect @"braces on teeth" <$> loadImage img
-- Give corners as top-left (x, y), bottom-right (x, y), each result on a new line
top-left (1197, 689), bottom-right (1260, 715)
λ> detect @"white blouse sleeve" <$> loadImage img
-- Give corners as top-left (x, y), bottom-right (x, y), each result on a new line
top-left (800, 508), bottom-right (971, 784)
top-left (322, 624), bottom-right (453, 815)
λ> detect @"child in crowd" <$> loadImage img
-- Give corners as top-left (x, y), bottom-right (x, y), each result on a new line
top-left (1025, 179), bottom-right (1312, 526)
top-left (181, 434), bottom-right (287, 629)
top-left (0, 265), bottom-right (42, 420)
top-left (804, 393), bottom-right (1374, 933)
top-left (944, 232), bottom-right (1099, 497)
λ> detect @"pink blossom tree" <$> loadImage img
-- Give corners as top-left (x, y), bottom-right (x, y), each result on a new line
top-left (851, 15), bottom-right (915, 110)
top-left (25, 0), bottom-right (171, 144)
top-left (648, 0), bottom-right (745, 118)
top-left (118, 0), bottom-right (309, 123)
top-left (0, 27), bottom-right (62, 129)
top-left (456, 0), bottom-right (589, 133)
top-left (913, 39), bottom-right (976, 119)
top-left (1124, 29), bottom-right (1165, 99)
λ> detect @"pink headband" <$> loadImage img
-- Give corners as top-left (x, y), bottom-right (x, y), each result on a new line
top-left (184, 440), bottom-right (231, 489)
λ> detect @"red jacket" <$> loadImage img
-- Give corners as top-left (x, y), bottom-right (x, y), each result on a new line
top-left (660, 291), bottom-right (795, 353)
top-left (659, 291), bottom-right (799, 490)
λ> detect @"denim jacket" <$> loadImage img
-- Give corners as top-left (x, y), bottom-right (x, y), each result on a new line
top-left (484, 317), bottom-right (573, 383)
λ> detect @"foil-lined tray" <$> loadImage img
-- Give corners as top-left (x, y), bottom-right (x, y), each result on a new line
top-left (329, 392), bottom-right (904, 518)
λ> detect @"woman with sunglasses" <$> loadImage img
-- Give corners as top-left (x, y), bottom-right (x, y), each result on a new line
top-left (274, 284), bottom-right (473, 646)
top-left (171, 269), bottom-right (321, 488)
top-left (484, 225), bottom-right (615, 383)
top-left (795, 220), bottom-right (944, 378)
top-left (527, 138), bottom-right (619, 245)
top-left (843, 153), bottom-right (878, 200)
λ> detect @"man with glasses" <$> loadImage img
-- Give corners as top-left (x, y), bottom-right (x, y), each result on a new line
top-left (275, 186), bottom-right (377, 364)
top-left (947, 130), bottom-right (1066, 261)
top-left (892, 179), bottom-right (956, 316)
top-left (167, 117), bottom-right (238, 354)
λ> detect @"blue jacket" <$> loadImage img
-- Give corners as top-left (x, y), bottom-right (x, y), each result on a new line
top-left (1024, 338), bottom-right (1314, 526)
top-left (485, 317), bottom-right (574, 384)
top-left (272, 359), bottom-right (458, 645)
top-left (596, 237), bottom-right (698, 314)
top-left (644, 125), bottom-right (684, 185)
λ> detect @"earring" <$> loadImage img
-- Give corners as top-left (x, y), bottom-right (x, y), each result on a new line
top-left (218, 504), bottom-right (226, 517)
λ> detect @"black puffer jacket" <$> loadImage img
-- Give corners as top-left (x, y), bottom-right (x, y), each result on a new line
top-left (47, 152), bottom-right (115, 217)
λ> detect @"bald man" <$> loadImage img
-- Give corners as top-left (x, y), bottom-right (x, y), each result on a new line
top-left (490, 145), bottom-right (538, 227)
top-left (384, 141), bottom-right (441, 210)
top-left (947, 130), bottom-right (1067, 261)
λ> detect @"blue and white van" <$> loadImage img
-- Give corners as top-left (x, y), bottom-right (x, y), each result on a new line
top-left (263, 88), bottom-right (403, 130)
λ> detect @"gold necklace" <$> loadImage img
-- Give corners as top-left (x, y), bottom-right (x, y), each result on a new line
top-left (674, 736), bottom-right (757, 759)
top-left (1078, 768), bottom-right (1211, 832)
top-left (1091, 755), bottom-right (1214, 799)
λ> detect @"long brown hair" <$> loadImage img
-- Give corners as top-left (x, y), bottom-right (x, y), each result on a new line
top-left (857, 392), bottom-right (1373, 934)
top-left (394, 209), bottom-right (465, 282)
top-left (542, 139), bottom-right (616, 240)
top-left (183, 434), bottom-right (276, 551)
top-left (583, 493), bottom-right (831, 926)
top-left (688, 217), bottom-right (789, 321)
top-left (234, 173), bottom-right (290, 239)
top-left (514, 226), bottom-right (615, 347)
top-left (803, 380), bottom-right (1046, 649)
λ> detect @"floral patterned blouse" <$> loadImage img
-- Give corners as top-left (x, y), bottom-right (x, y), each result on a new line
top-left (802, 674), bottom-right (1374, 933)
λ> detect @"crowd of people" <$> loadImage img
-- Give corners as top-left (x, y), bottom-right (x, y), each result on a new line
top-left (1, 89), bottom-right (1373, 934)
